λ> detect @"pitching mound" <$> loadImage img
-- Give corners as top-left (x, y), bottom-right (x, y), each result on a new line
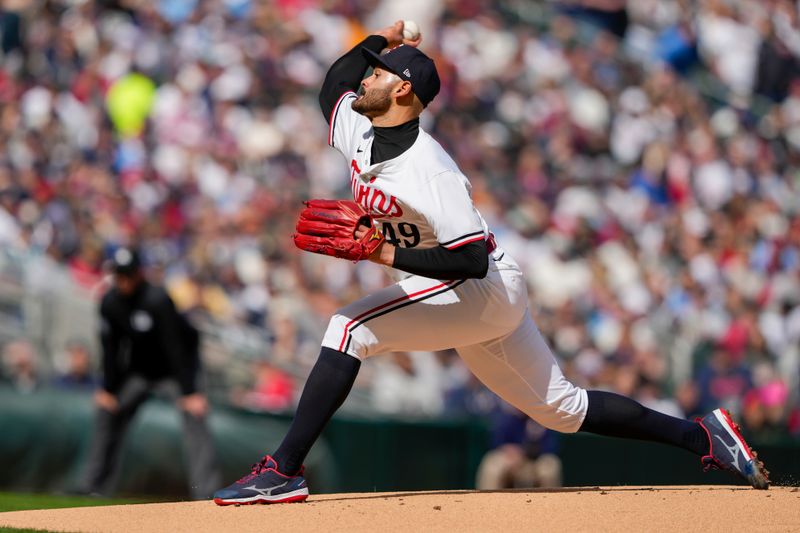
top-left (1, 486), bottom-right (798, 532)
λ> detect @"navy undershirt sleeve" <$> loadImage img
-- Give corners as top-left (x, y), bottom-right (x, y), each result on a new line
top-left (393, 241), bottom-right (489, 280)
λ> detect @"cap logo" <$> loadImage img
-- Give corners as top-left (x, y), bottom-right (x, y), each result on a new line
top-left (403, 68), bottom-right (411, 77)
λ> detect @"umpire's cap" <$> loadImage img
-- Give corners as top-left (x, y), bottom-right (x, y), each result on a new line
top-left (362, 45), bottom-right (441, 107)
top-left (111, 247), bottom-right (141, 275)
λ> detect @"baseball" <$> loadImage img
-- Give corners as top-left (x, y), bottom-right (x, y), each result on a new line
top-left (403, 20), bottom-right (420, 40)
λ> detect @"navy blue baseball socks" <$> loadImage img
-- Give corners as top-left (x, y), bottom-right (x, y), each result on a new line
top-left (272, 347), bottom-right (362, 476)
top-left (579, 391), bottom-right (770, 489)
top-left (697, 409), bottom-right (770, 490)
top-left (579, 390), bottom-right (712, 456)
top-left (213, 456), bottom-right (308, 505)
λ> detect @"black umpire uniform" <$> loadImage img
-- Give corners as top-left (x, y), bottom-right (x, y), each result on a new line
top-left (82, 248), bottom-right (220, 498)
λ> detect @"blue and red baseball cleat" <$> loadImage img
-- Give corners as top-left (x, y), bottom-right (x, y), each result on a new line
top-left (697, 408), bottom-right (770, 490)
top-left (213, 455), bottom-right (309, 505)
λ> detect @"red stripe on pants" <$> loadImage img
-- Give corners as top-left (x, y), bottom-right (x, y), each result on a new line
top-left (337, 280), bottom-right (454, 352)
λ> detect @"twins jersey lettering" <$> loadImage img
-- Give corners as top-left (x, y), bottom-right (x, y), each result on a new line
top-left (329, 91), bottom-right (489, 253)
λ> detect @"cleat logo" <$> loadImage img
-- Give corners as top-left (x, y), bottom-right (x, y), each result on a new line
top-left (243, 481), bottom-right (289, 496)
top-left (714, 435), bottom-right (742, 470)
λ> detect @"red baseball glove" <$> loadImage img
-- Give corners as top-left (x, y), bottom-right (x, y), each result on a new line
top-left (293, 199), bottom-right (384, 261)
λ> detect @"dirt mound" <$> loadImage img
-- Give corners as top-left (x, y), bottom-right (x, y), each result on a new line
top-left (1, 486), bottom-right (797, 532)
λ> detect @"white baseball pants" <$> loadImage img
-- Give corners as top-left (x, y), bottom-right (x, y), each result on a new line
top-left (320, 249), bottom-right (588, 433)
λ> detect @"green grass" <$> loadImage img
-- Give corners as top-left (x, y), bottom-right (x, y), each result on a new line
top-left (0, 492), bottom-right (150, 513)
top-left (0, 526), bottom-right (65, 533)
top-left (0, 492), bottom-right (154, 533)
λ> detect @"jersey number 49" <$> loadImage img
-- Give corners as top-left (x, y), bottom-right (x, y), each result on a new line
top-left (382, 222), bottom-right (420, 248)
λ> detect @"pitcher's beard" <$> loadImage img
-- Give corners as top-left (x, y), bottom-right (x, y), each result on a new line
top-left (352, 86), bottom-right (392, 117)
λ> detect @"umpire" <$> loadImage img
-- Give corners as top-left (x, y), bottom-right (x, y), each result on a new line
top-left (82, 247), bottom-right (220, 499)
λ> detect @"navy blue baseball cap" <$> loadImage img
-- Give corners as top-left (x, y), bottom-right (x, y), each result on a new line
top-left (361, 45), bottom-right (441, 107)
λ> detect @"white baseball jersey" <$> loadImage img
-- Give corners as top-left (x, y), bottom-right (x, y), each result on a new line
top-left (321, 91), bottom-right (588, 433)
top-left (329, 91), bottom-right (489, 254)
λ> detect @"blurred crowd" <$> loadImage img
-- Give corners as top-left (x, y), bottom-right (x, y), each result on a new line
top-left (0, 0), bottom-right (798, 440)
